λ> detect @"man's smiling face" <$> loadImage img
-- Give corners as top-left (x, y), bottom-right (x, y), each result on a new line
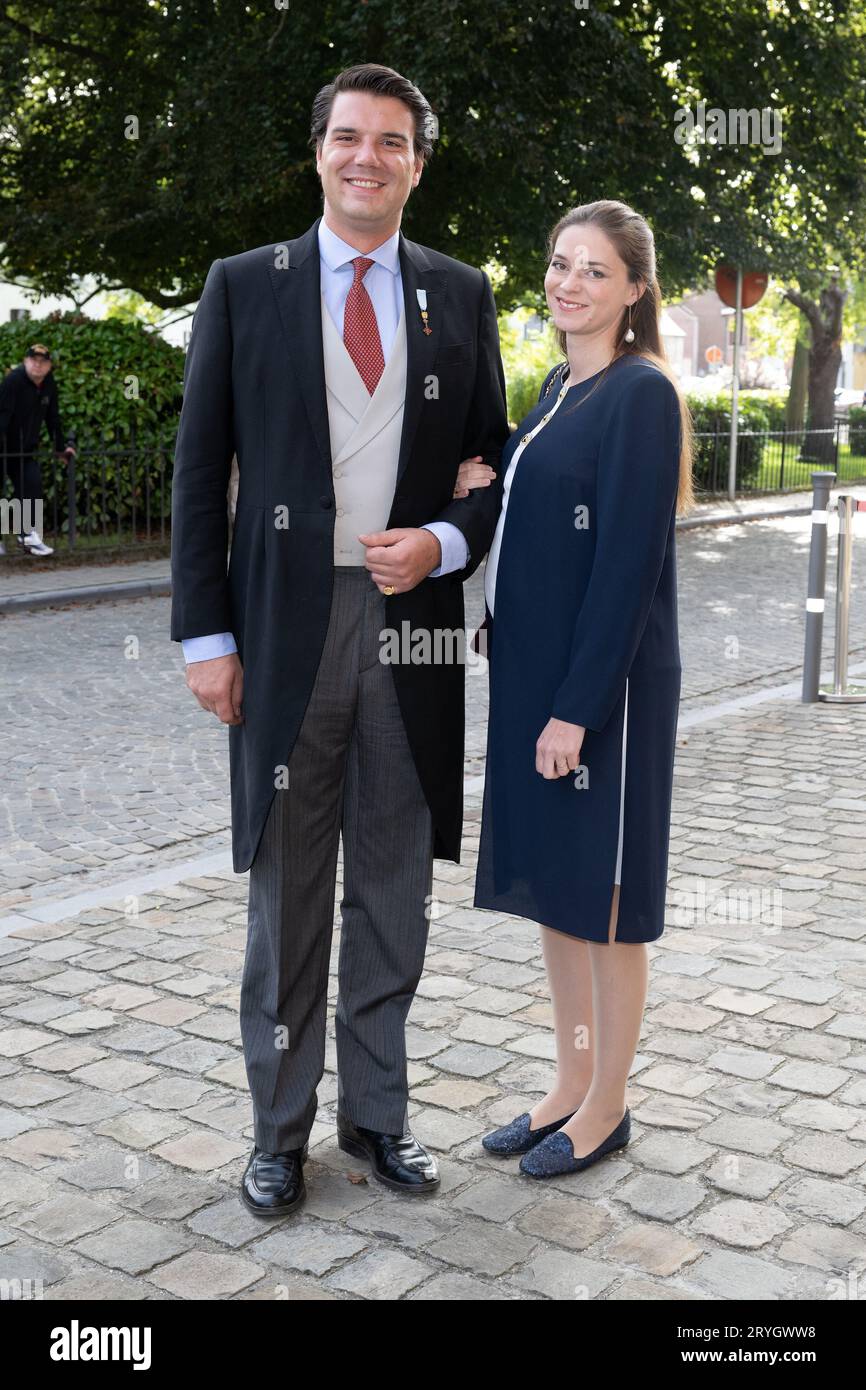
top-left (316, 89), bottom-right (423, 242)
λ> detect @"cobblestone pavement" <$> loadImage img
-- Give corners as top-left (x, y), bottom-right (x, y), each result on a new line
top-left (1, 513), bottom-right (865, 1300)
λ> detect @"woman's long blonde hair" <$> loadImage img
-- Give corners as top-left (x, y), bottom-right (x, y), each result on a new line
top-left (547, 200), bottom-right (695, 516)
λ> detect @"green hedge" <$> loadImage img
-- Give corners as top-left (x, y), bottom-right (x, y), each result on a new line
top-left (0, 312), bottom-right (184, 532)
top-left (687, 394), bottom-right (771, 491)
top-left (507, 364), bottom-right (554, 426)
top-left (738, 391), bottom-right (789, 430)
top-left (849, 406), bottom-right (866, 457)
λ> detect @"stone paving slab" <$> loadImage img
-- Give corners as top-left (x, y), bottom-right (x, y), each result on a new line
top-left (0, 681), bottom-right (864, 1300)
top-left (0, 556), bottom-right (174, 598)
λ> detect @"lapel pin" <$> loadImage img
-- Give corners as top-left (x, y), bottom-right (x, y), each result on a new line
top-left (416, 287), bottom-right (432, 335)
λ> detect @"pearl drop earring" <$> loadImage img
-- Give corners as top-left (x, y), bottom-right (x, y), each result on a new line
top-left (624, 304), bottom-right (635, 343)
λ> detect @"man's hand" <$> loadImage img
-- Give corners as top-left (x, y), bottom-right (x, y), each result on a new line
top-left (56, 448), bottom-right (76, 463)
top-left (536, 716), bottom-right (586, 779)
top-left (186, 652), bottom-right (244, 725)
top-left (358, 528), bottom-right (442, 594)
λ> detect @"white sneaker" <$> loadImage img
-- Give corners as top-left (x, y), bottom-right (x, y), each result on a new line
top-left (19, 528), bottom-right (54, 556)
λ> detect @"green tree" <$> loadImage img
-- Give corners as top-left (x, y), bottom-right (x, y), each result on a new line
top-left (1, 0), bottom-right (864, 313)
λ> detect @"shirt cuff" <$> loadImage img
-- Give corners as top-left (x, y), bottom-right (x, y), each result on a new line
top-left (421, 521), bottom-right (470, 577)
top-left (182, 632), bottom-right (238, 663)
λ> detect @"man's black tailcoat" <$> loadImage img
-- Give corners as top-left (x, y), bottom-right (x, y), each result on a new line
top-left (170, 218), bottom-right (509, 871)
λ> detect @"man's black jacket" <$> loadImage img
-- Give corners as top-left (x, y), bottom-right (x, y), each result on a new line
top-left (170, 218), bottom-right (509, 872)
top-left (0, 364), bottom-right (69, 456)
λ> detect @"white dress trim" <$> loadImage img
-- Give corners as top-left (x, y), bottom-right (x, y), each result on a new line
top-left (484, 374), bottom-right (570, 617)
top-left (614, 676), bottom-right (629, 887)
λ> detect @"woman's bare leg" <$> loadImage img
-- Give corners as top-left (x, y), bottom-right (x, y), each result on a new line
top-left (527, 923), bottom-right (594, 1128)
top-left (557, 886), bottom-right (648, 1155)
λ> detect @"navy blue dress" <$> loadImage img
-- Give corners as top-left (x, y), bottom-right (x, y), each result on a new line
top-left (473, 353), bottom-right (682, 943)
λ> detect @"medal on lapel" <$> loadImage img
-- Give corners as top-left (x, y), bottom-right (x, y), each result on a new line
top-left (416, 287), bottom-right (432, 336)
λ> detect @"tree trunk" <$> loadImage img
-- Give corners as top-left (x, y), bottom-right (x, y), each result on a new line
top-left (784, 279), bottom-right (846, 466)
top-left (785, 336), bottom-right (808, 431)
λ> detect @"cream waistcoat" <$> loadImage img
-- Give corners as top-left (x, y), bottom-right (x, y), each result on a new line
top-left (321, 294), bottom-right (408, 565)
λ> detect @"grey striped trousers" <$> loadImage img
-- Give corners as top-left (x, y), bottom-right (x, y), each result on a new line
top-left (240, 565), bottom-right (436, 1152)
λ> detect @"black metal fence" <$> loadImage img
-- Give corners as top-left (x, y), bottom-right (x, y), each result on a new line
top-left (692, 418), bottom-right (866, 495)
top-left (1, 417), bottom-right (865, 554)
top-left (1, 429), bottom-right (174, 553)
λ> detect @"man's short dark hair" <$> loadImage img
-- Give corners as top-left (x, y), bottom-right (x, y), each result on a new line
top-left (309, 63), bottom-right (437, 164)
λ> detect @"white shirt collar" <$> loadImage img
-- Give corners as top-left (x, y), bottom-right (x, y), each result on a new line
top-left (317, 217), bottom-right (401, 275)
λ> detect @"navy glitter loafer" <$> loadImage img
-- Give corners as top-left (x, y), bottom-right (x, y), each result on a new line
top-left (518, 1109), bottom-right (631, 1178)
top-left (481, 1108), bottom-right (579, 1156)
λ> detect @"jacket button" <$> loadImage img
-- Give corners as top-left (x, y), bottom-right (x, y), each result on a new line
top-left (320, 496), bottom-right (333, 509)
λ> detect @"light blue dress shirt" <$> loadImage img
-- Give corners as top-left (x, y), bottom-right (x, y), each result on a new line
top-left (182, 218), bottom-right (469, 663)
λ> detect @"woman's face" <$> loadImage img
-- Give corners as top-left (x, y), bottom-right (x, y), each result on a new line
top-left (544, 223), bottom-right (641, 347)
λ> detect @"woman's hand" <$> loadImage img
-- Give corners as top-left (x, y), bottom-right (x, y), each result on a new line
top-left (453, 455), bottom-right (496, 498)
top-left (536, 717), bottom-right (586, 779)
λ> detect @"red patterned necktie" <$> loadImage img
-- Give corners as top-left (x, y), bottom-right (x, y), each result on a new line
top-left (343, 256), bottom-right (385, 395)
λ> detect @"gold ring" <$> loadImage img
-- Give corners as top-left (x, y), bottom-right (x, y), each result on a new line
top-left (383, 585), bottom-right (396, 595)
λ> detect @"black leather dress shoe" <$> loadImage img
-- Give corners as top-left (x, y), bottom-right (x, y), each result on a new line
top-left (240, 1143), bottom-right (308, 1217)
top-left (337, 1113), bottom-right (439, 1194)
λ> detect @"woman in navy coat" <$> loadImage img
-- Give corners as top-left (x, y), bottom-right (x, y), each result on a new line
top-left (460, 201), bottom-right (695, 1178)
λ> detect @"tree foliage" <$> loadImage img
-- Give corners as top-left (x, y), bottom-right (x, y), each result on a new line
top-left (1, 0), bottom-right (864, 310)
